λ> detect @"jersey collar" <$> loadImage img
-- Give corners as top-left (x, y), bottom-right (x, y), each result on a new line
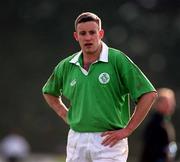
top-left (69, 41), bottom-right (109, 64)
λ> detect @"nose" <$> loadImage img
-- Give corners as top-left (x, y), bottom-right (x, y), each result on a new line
top-left (84, 33), bottom-right (92, 40)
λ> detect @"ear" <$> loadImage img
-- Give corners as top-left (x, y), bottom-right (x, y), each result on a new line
top-left (99, 29), bottom-right (104, 39)
top-left (73, 32), bottom-right (78, 41)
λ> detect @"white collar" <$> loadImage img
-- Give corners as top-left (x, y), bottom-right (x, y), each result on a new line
top-left (69, 42), bottom-right (109, 64)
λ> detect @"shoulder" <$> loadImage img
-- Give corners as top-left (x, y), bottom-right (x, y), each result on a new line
top-left (56, 52), bottom-right (78, 69)
top-left (108, 48), bottom-right (131, 61)
top-left (108, 48), bottom-right (125, 57)
top-left (108, 48), bottom-right (134, 66)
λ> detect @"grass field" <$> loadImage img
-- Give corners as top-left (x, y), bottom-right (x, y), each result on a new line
top-left (0, 154), bottom-right (146, 162)
top-left (27, 154), bottom-right (66, 162)
top-left (1, 154), bottom-right (179, 162)
top-left (0, 154), bottom-right (139, 162)
top-left (0, 154), bottom-right (66, 162)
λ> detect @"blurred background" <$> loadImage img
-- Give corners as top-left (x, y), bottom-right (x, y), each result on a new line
top-left (0, 0), bottom-right (180, 161)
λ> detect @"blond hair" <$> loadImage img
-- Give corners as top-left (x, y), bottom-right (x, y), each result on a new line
top-left (74, 12), bottom-right (102, 31)
top-left (157, 88), bottom-right (176, 107)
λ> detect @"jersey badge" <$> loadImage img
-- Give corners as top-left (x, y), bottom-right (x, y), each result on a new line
top-left (98, 72), bottom-right (110, 84)
top-left (70, 79), bottom-right (76, 87)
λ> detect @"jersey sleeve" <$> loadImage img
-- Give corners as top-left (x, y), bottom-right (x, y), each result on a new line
top-left (42, 61), bottom-right (64, 97)
top-left (116, 53), bottom-right (156, 102)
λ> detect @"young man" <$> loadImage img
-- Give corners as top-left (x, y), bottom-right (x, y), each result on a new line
top-left (42, 12), bottom-right (157, 162)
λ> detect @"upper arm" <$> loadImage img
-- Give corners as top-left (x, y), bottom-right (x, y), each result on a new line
top-left (42, 62), bottom-right (64, 97)
top-left (116, 53), bottom-right (156, 102)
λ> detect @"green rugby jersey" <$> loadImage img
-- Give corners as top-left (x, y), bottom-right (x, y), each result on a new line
top-left (42, 42), bottom-right (156, 132)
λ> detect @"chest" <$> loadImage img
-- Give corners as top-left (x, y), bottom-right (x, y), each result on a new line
top-left (62, 62), bottom-right (120, 98)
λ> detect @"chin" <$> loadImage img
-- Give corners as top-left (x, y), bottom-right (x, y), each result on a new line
top-left (85, 49), bottom-right (95, 55)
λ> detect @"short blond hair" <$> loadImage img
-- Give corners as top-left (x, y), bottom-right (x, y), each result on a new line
top-left (74, 12), bottom-right (102, 31)
top-left (157, 88), bottom-right (176, 107)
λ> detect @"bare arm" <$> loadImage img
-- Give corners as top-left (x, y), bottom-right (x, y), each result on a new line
top-left (124, 91), bottom-right (158, 135)
top-left (101, 91), bottom-right (158, 147)
top-left (43, 94), bottom-right (68, 123)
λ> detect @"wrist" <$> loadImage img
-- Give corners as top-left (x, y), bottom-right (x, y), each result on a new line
top-left (124, 126), bottom-right (134, 136)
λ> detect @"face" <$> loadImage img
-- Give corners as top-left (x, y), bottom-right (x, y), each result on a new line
top-left (74, 21), bottom-right (104, 56)
top-left (156, 97), bottom-right (175, 116)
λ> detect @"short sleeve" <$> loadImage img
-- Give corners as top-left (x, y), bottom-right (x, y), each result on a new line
top-left (116, 53), bottom-right (156, 102)
top-left (42, 62), bottom-right (64, 97)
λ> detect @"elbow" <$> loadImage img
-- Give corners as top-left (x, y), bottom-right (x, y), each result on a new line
top-left (42, 93), bottom-right (59, 107)
top-left (152, 91), bottom-right (158, 100)
top-left (147, 91), bottom-right (158, 104)
top-left (140, 91), bottom-right (158, 102)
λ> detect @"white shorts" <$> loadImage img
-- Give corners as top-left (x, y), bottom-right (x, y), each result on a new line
top-left (66, 129), bottom-right (128, 162)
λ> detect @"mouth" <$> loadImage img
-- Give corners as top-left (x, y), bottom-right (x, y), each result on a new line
top-left (84, 43), bottom-right (93, 47)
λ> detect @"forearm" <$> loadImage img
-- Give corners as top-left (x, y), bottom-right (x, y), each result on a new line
top-left (125, 91), bottom-right (157, 135)
top-left (43, 94), bottom-right (68, 123)
top-left (101, 91), bottom-right (157, 147)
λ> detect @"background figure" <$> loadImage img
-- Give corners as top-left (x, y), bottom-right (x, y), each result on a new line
top-left (140, 88), bottom-right (177, 162)
top-left (0, 128), bottom-right (30, 162)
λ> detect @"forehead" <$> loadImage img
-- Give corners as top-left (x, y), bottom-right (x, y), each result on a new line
top-left (76, 21), bottom-right (99, 31)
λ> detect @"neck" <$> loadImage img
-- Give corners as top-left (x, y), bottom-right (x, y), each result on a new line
top-left (82, 43), bottom-right (103, 71)
top-left (83, 54), bottom-right (99, 64)
top-left (83, 43), bottom-right (102, 64)
top-left (82, 54), bottom-right (97, 71)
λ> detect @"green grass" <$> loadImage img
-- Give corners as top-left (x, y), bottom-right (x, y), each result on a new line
top-left (55, 155), bottom-right (66, 162)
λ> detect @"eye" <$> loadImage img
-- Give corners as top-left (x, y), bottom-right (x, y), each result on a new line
top-left (89, 30), bottom-right (97, 35)
top-left (79, 31), bottom-right (86, 36)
